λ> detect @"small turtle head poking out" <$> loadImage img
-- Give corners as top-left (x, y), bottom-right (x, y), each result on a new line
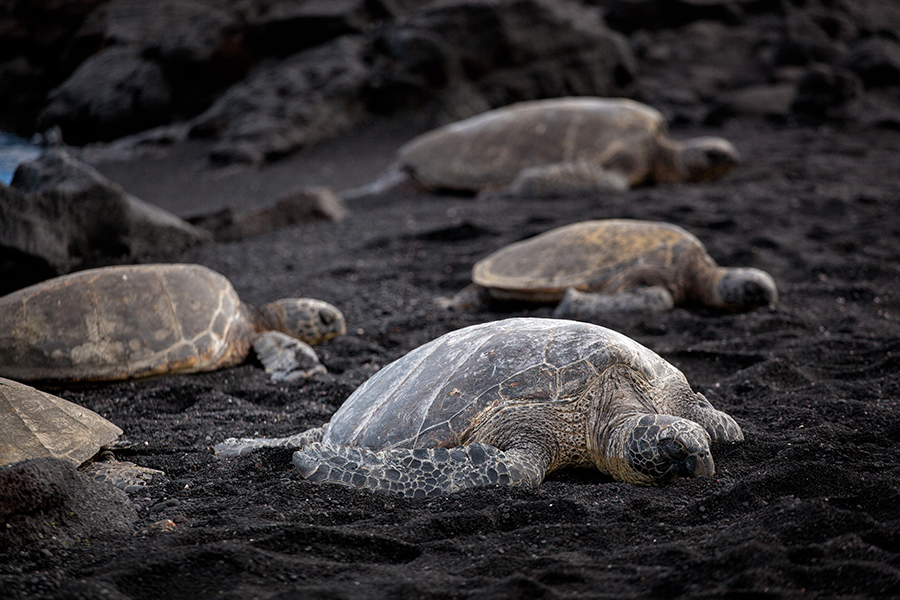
top-left (679, 137), bottom-right (740, 182)
top-left (623, 415), bottom-right (715, 485)
top-left (272, 299), bottom-right (346, 344)
top-left (715, 268), bottom-right (779, 311)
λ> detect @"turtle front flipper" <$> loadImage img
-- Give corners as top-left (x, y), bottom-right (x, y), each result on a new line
top-left (81, 459), bottom-right (164, 492)
top-left (676, 394), bottom-right (744, 443)
top-left (506, 162), bottom-right (630, 197)
top-left (553, 286), bottom-right (675, 320)
top-left (253, 332), bottom-right (326, 381)
top-left (215, 426), bottom-right (326, 458)
top-left (294, 442), bottom-right (548, 498)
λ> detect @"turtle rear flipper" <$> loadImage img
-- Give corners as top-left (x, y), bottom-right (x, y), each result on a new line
top-left (253, 331), bottom-right (326, 381)
top-left (294, 442), bottom-right (548, 498)
top-left (214, 426), bottom-right (326, 458)
top-left (81, 460), bottom-right (163, 492)
top-left (553, 286), bottom-right (675, 320)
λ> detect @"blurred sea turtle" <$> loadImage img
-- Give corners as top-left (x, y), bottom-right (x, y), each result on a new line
top-left (0, 377), bottom-right (161, 491)
top-left (0, 264), bottom-right (346, 384)
top-left (346, 97), bottom-right (740, 198)
top-left (447, 219), bottom-right (777, 317)
top-left (216, 318), bottom-right (743, 497)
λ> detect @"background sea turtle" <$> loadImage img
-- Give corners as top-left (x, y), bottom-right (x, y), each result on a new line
top-left (448, 219), bottom-right (778, 318)
top-left (0, 264), bottom-right (346, 383)
top-left (216, 318), bottom-right (743, 497)
top-left (0, 377), bottom-right (161, 491)
top-left (346, 97), bottom-right (740, 198)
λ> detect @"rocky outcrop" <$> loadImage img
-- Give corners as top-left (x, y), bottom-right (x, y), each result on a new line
top-left (0, 149), bottom-right (209, 294)
top-left (189, 36), bottom-right (370, 165)
top-left (189, 0), bottom-right (635, 164)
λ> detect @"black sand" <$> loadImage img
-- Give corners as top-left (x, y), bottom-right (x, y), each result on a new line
top-left (2, 109), bottom-right (899, 599)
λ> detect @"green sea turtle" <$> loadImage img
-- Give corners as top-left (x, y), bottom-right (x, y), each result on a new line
top-left (0, 264), bottom-right (346, 383)
top-left (216, 318), bottom-right (743, 497)
top-left (447, 219), bottom-right (777, 317)
top-left (0, 377), bottom-right (162, 491)
top-left (346, 97), bottom-right (740, 198)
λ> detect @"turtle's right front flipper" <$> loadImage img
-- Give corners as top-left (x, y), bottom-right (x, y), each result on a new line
top-left (215, 426), bottom-right (326, 457)
top-left (294, 442), bottom-right (548, 498)
top-left (554, 286), bottom-right (675, 320)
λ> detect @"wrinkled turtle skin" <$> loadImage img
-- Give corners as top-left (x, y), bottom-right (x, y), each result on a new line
top-left (467, 219), bottom-right (778, 314)
top-left (217, 318), bottom-right (743, 497)
top-left (397, 97), bottom-right (740, 194)
top-left (0, 377), bottom-right (161, 490)
top-left (0, 264), bottom-right (345, 383)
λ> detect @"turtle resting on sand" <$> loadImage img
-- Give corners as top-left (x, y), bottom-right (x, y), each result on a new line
top-left (345, 97), bottom-right (740, 198)
top-left (216, 318), bottom-right (743, 497)
top-left (0, 377), bottom-right (162, 491)
top-left (447, 219), bottom-right (778, 318)
top-left (0, 264), bottom-right (345, 383)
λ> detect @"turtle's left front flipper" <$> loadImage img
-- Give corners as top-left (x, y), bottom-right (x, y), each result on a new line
top-left (254, 331), bottom-right (326, 381)
top-left (294, 442), bottom-right (548, 498)
top-left (82, 460), bottom-right (164, 492)
top-left (554, 286), bottom-right (675, 320)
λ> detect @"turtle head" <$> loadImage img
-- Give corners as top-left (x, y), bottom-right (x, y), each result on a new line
top-left (713, 268), bottom-right (778, 311)
top-left (618, 415), bottom-right (715, 486)
top-left (679, 137), bottom-right (740, 182)
top-left (268, 299), bottom-right (346, 344)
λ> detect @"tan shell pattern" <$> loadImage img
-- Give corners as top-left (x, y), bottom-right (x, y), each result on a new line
top-left (0, 264), bottom-right (248, 382)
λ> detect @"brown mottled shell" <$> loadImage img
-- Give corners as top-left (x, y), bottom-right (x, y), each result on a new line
top-left (472, 219), bottom-right (710, 303)
top-left (322, 318), bottom-right (684, 450)
top-left (0, 264), bottom-right (252, 382)
top-left (0, 377), bottom-right (122, 467)
top-left (398, 97), bottom-right (667, 192)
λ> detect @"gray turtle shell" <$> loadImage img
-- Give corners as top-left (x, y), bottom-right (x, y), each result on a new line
top-left (0, 264), bottom-right (250, 382)
top-left (0, 377), bottom-right (122, 467)
top-left (398, 97), bottom-right (667, 192)
top-left (323, 318), bottom-right (685, 450)
top-left (473, 219), bottom-right (711, 303)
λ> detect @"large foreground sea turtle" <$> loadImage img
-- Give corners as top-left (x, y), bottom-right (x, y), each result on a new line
top-left (0, 377), bottom-right (161, 490)
top-left (347, 97), bottom-right (740, 198)
top-left (216, 318), bottom-right (743, 497)
top-left (0, 264), bottom-right (345, 383)
top-left (448, 219), bottom-right (778, 317)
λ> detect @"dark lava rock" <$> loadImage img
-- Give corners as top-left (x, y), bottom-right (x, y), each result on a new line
top-left (0, 457), bottom-right (138, 549)
top-left (0, 149), bottom-right (209, 293)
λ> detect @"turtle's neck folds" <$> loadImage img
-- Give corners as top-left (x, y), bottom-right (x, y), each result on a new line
top-left (245, 302), bottom-right (288, 335)
top-left (686, 251), bottom-right (727, 308)
top-left (651, 138), bottom-right (685, 184)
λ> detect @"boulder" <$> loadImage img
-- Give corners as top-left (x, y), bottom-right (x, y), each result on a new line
top-left (0, 457), bottom-right (138, 549)
top-left (189, 36), bottom-right (370, 165)
top-left (363, 0), bottom-right (637, 119)
top-left (37, 46), bottom-right (173, 144)
top-left (842, 37), bottom-right (900, 88)
top-left (0, 149), bottom-right (209, 294)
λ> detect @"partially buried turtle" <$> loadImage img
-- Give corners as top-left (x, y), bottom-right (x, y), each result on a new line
top-left (216, 318), bottom-right (743, 497)
top-left (447, 219), bottom-right (778, 318)
top-left (0, 264), bottom-right (345, 383)
top-left (0, 377), bottom-right (161, 491)
top-left (347, 97), bottom-right (740, 198)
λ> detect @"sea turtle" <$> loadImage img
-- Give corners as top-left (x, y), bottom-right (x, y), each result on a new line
top-left (447, 219), bottom-right (777, 318)
top-left (216, 318), bottom-right (743, 497)
top-left (0, 376), bottom-right (162, 491)
top-left (345, 97), bottom-right (740, 198)
top-left (0, 263), bottom-right (346, 383)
